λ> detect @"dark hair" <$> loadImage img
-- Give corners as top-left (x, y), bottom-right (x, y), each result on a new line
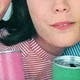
top-left (0, 0), bottom-right (37, 46)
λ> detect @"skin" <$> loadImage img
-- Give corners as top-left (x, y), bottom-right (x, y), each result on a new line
top-left (27, 0), bottom-right (80, 55)
top-left (0, 0), bottom-right (11, 20)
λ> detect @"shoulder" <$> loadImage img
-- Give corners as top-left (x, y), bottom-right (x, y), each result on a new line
top-left (0, 38), bottom-right (36, 57)
top-left (0, 39), bottom-right (30, 54)
top-left (62, 42), bottom-right (80, 56)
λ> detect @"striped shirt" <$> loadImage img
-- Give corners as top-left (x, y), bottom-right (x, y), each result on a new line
top-left (0, 38), bottom-right (56, 80)
top-left (0, 29), bottom-right (80, 80)
top-left (62, 42), bottom-right (80, 56)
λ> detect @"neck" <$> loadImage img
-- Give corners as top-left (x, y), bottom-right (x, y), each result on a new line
top-left (34, 36), bottom-right (64, 56)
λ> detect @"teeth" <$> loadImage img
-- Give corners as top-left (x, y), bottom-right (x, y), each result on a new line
top-left (59, 24), bottom-right (68, 27)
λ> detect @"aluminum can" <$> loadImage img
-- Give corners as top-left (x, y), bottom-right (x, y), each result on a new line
top-left (0, 50), bottom-right (25, 80)
top-left (52, 56), bottom-right (80, 80)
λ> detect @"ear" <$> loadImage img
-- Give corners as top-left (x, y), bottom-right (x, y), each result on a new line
top-left (2, 2), bottom-right (13, 21)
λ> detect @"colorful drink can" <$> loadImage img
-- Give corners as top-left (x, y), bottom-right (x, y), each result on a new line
top-left (0, 50), bottom-right (25, 80)
top-left (52, 56), bottom-right (80, 80)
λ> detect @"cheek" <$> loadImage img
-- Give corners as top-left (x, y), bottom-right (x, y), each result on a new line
top-left (27, 0), bottom-right (48, 21)
top-left (71, 4), bottom-right (80, 18)
top-left (0, 0), bottom-right (11, 18)
top-left (0, 0), bottom-right (11, 9)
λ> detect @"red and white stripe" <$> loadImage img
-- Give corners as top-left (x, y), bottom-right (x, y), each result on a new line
top-left (0, 37), bottom-right (55, 80)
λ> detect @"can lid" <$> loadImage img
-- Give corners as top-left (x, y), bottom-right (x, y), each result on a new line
top-left (53, 56), bottom-right (80, 68)
top-left (0, 50), bottom-right (21, 54)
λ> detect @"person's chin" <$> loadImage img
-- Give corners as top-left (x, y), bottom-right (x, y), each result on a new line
top-left (55, 41), bottom-right (79, 48)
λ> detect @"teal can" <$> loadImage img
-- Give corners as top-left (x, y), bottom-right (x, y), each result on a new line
top-left (52, 56), bottom-right (80, 80)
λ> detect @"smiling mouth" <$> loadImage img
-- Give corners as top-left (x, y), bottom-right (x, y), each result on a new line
top-left (50, 21), bottom-right (76, 30)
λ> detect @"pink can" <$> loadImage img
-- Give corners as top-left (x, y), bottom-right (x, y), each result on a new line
top-left (0, 50), bottom-right (25, 80)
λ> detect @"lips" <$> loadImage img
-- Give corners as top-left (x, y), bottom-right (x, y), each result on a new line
top-left (51, 21), bottom-right (75, 30)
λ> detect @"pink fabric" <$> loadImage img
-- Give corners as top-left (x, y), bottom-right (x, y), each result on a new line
top-left (0, 38), bottom-right (55, 80)
top-left (0, 29), bottom-right (9, 38)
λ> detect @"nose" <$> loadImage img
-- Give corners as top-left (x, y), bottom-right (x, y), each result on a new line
top-left (53, 0), bottom-right (70, 14)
